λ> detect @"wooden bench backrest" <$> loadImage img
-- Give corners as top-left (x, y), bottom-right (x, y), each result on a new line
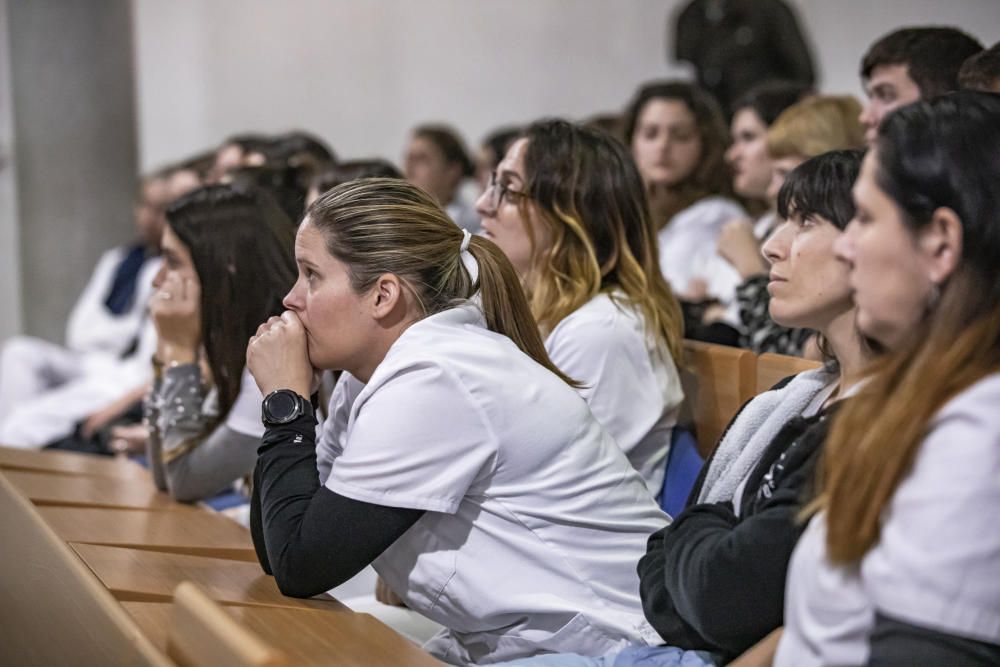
top-left (0, 472), bottom-right (171, 666)
top-left (167, 581), bottom-right (291, 667)
top-left (680, 341), bottom-right (756, 457)
top-left (756, 353), bottom-right (823, 394)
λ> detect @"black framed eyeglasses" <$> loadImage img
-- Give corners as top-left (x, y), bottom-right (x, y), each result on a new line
top-left (486, 170), bottom-right (531, 210)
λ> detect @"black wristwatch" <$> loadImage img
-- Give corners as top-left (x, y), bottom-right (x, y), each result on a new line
top-left (261, 389), bottom-right (314, 427)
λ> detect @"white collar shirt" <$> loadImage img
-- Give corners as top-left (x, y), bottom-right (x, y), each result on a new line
top-left (317, 304), bottom-right (668, 665)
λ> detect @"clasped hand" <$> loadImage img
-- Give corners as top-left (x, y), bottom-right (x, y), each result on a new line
top-left (246, 311), bottom-right (316, 398)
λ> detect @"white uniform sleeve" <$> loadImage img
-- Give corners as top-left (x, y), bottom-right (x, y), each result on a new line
top-left (324, 365), bottom-right (495, 514)
top-left (316, 372), bottom-right (365, 485)
top-left (223, 368), bottom-right (266, 438)
top-left (546, 310), bottom-right (665, 458)
top-left (659, 198), bottom-right (746, 294)
top-left (862, 377), bottom-right (1000, 644)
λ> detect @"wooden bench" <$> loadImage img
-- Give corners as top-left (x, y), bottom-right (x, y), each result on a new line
top-left (756, 352), bottom-right (823, 394)
top-left (681, 341), bottom-right (756, 457)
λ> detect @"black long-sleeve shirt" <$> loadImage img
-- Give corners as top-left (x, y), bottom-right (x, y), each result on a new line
top-left (250, 413), bottom-right (423, 598)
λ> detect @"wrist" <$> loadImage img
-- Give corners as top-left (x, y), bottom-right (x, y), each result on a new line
top-left (261, 388), bottom-right (314, 428)
top-left (259, 379), bottom-right (311, 398)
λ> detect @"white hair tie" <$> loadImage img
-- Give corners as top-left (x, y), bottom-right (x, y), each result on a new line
top-left (458, 228), bottom-right (480, 286)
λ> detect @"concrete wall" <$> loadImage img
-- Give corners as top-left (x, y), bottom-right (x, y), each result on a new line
top-left (0, 0), bottom-right (22, 340)
top-left (3, 0), bottom-right (139, 342)
top-left (132, 0), bottom-right (1000, 171)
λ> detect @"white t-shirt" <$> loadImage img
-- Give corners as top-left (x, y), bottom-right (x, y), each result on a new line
top-left (223, 368), bottom-right (266, 438)
top-left (658, 196), bottom-right (745, 295)
top-left (544, 292), bottom-right (684, 498)
top-left (316, 304), bottom-right (667, 665)
top-left (776, 372), bottom-right (1000, 666)
top-left (65, 246), bottom-right (161, 356)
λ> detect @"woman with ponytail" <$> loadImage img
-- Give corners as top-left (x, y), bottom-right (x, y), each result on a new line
top-left (775, 91), bottom-right (1000, 666)
top-left (476, 119), bottom-right (685, 498)
top-left (245, 178), bottom-right (667, 665)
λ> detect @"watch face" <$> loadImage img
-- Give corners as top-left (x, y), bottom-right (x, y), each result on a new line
top-left (266, 391), bottom-right (299, 423)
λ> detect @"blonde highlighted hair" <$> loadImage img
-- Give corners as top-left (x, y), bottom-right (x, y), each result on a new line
top-left (307, 177), bottom-right (576, 385)
top-left (767, 95), bottom-right (865, 160)
top-left (519, 120), bottom-right (684, 366)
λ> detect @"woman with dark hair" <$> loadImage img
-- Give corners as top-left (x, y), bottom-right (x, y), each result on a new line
top-left (725, 94), bottom-right (865, 355)
top-left (623, 81), bottom-right (746, 342)
top-left (404, 123), bottom-right (479, 233)
top-left (495, 150), bottom-right (869, 667)
top-left (714, 82), bottom-right (810, 297)
top-left (246, 178), bottom-right (667, 664)
top-left (696, 81), bottom-right (816, 352)
top-left (475, 125), bottom-right (522, 192)
top-left (476, 119), bottom-right (685, 497)
top-left (307, 158), bottom-right (403, 206)
top-left (145, 184), bottom-right (296, 502)
top-left (210, 133), bottom-right (272, 181)
top-left (775, 91), bottom-right (1000, 666)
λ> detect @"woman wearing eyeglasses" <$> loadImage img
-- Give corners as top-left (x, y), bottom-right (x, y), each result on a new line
top-left (475, 119), bottom-right (685, 499)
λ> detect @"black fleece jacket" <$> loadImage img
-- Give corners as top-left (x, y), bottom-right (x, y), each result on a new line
top-left (638, 376), bottom-right (836, 662)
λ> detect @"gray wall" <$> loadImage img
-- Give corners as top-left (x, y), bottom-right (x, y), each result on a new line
top-left (3, 0), bottom-right (138, 342)
top-left (132, 0), bottom-right (1000, 171)
top-left (0, 0), bottom-right (22, 341)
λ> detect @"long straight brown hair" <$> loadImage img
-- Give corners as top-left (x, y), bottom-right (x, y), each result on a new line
top-left (307, 177), bottom-right (576, 386)
top-left (166, 184), bottom-right (297, 419)
top-left (813, 92), bottom-right (1000, 563)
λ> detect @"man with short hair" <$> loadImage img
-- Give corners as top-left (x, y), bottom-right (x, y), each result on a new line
top-left (859, 27), bottom-right (983, 145)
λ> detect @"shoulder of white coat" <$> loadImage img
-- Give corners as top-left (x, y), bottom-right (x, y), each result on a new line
top-left (925, 372), bottom-right (1000, 448)
top-left (358, 323), bottom-right (484, 406)
top-left (88, 245), bottom-right (130, 277)
top-left (693, 196), bottom-right (747, 224)
top-left (546, 294), bottom-right (645, 356)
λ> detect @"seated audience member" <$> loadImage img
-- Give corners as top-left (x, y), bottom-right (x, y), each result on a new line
top-left (727, 94), bottom-right (864, 356)
top-left (146, 184), bottom-right (296, 502)
top-left (404, 123), bottom-right (479, 233)
top-left (582, 113), bottom-right (626, 145)
top-left (225, 131), bottom-right (336, 223)
top-left (623, 81), bottom-right (745, 344)
top-left (307, 158), bottom-right (403, 206)
top-left (494, 150), bottom-right (868, 667)
top-left (246, 179), bottom-right (668, 665)
top-left (960, 41), bottom-right (1000, 93)
top-left (209, 133), bottom-right (272, 181)
top-left (0, 167), bottom-right (199, 449)
top-left (858, 26), bottom-right (983, 146)
top-left (775, 91), bottom-right (1000, 667)
top-left (476, 119), bottom-right (685, 498)
top-left (475, 126), bottom-right (521, 192)
top-left (710, 81), bottom-right (812, 353)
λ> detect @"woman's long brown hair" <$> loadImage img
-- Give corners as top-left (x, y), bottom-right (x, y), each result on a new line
top-left (810, 92), bottom-right (1000, 563)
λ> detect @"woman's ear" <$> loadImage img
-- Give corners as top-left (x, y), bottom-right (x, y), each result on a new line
top-left (919, 207), bottom-right (963, 285)
top-left (370, 273), bottom-right (404, 321)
